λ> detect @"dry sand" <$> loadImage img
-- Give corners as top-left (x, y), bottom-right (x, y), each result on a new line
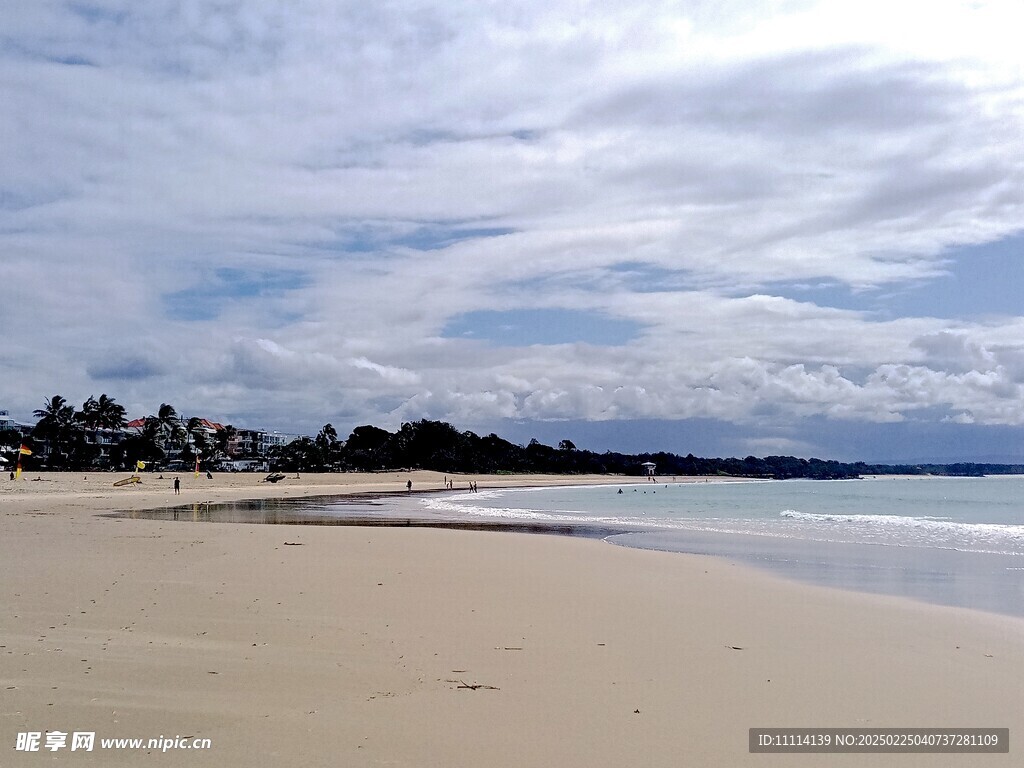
top-left (2, 472), bottom-right (1022, 766)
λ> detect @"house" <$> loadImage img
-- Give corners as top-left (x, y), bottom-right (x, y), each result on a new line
top-left (227, 428), bottom-right (263, 458)
top-left (227, 429), bottom-right (301, 459)
top-left (260, 431), bottom-right (300, 454)
top-left (0, 410), bottom-right (31, 437)
top-left (81, 427), bottom-right (126, 464)
top-left (0, 410), bottom-right (33, 455)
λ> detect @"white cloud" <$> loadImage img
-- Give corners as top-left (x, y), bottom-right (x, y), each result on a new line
top-left (348, 356), bottom-right (421, 387)
top-left (2, 0), bottom-right (1023, 448)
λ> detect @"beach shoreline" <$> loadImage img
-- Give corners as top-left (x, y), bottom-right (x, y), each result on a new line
top-left (2, 472), bottom-right (1022, 766)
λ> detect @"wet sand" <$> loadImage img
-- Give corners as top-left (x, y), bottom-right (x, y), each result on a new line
top-left (2, 472), bottom-right (1022, 766)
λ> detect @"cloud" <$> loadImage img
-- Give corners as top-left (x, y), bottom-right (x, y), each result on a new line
top-left (348, 357), bottom-right (421, 387)
top-left (2, 0), bottom-right (1024, 458)
top-left (87, 354), bottom-right (165, 381)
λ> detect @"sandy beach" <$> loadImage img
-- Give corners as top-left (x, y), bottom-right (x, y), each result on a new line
top-left (2, 472), bottom-right (1022, 766)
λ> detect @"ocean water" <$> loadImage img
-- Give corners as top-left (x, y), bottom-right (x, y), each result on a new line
top-left (128, 476), bottom-right (1024, 618)
top-left (420, 477), bottom-right (1024, 618)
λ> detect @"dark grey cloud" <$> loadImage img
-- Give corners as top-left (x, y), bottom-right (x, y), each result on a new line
top-left (87, 355), bottom-right (165, 382)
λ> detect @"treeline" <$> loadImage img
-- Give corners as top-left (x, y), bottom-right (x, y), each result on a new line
top-left (7, 401), bottom-right (1023, 478)
top-left (2, 396), bottom-right (231, 471)
top-left (268, 419), bottom-right (1024, 479)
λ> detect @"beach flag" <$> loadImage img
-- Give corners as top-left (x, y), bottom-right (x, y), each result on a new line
top-left (194, 454), bottom-right (200, 478)
top-left (136, 460), bottom-right (146, 471)
top-left (14, 445), bottom-right (30, 479)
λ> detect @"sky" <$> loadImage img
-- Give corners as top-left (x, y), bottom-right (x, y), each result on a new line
top-left (2, 0), bottom-right (1024, 463)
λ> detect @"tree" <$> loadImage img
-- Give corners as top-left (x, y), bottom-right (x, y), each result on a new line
top-left (154, 403), bottom-right (186, 451)
top-left (34, 395), bottom-right (76, 434)
top-left (32, 395), bottom-right (79, 467)
top-left (558, 439), bottom-right (577, 452)
top-left (316, 423), bottom-right (338, 448)
top-left (78, 394), bottom-right (127, 430)
top-left (183, 417), bottom-right (212, 466)
top-left (345, 425), bottom-right (390, 453)
top-left (269, 437), bottom-right (321, 472)
top-left (115, 429), bottom-right (165, 469)
top-left (344, 425), bottom-right (393, 470)
top-left (315, 423), bottom-right (341, 469)
top-left (78, 396), bottom-right (100, 429)
top-left (215, 424), bottom-right (237, 460)
top-left (0, 428), bottom-right (21, 450)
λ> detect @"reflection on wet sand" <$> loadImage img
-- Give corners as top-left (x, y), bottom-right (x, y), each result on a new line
top-left (114, 494), bottom-right (627, 539)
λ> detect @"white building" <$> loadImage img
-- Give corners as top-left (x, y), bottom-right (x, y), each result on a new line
top-left (260, 431), bottom-right (301, 454)
top-left (0, 410), bottom-right (30, 437)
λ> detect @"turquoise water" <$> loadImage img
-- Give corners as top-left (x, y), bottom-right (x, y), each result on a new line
top-left (421, 477), bottom-right (1024, 555)
top-left (132, 476), bottom-right (1024, 617)
top-left (418, 478), bottom-right (1024, 617)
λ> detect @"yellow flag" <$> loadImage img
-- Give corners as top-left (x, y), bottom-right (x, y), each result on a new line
top-left (136, 460), bottom-right (146, 471)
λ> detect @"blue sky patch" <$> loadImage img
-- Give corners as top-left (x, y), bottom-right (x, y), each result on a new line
top-left (393, 226), bottom-right (514, 251)
top-left (312, 223), bottom-right (514, 254)
top-left (443, 308), bottom-right (642, 347)
top-left (605, 261), bottom-right (692, 292)
top-left (497, 262), bottom-right (692, 298)
top-left (163, 267), bottom-right (309, 321)
top-left (761, 233), bottom-right (1024, 319)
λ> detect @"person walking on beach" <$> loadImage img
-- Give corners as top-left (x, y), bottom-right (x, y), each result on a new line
top-left (173, 476), bottom-right (180, 495)
top-left (407, 479), bottom-right (412, 492)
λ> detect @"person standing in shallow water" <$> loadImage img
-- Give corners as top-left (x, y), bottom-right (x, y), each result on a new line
top-left (173, 477), bottom-right (180, 495)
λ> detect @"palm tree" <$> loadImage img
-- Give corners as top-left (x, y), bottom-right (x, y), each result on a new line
top-left (36, 395), bottom-right (73, 425)
top-left (116, 416), bottom-right (165, 470)
top-left (156, 402), bottom-right (178, 433)
top-left (138, 416), bottom-right (165, 461)
top-left (95, 394), bottom-right (127, 429)
top-left (155, 403), bottom-right (186, 449)
top-left (216, 424), bottom-right (237, 460)
top-left (33, 395), bottom-right (79, 466)
top-left (78, 396), bottom-right (99, 429)
top-left (186, 417), bottom-right (212, 461)
top-left (78, 394), bottom-right (127, 430)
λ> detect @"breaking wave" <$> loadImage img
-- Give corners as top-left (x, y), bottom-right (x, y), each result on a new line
top-left (779, 510), bottom-right (1024, 555)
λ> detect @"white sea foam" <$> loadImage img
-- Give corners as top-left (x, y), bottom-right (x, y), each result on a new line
top-left (421, 480), bottom-right (1024, 556)
top-left (778, 510), bottom-right (1024, 555)
top-left (422, 496), bottom-right (643, 526)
